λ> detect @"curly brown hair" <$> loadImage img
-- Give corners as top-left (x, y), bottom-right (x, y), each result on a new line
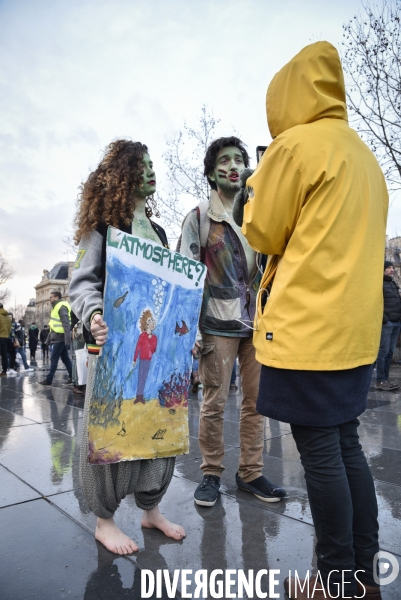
top-left (139, 309), bottom-right (156, 332)
top-left (74, 139), bottom-right (159, 243)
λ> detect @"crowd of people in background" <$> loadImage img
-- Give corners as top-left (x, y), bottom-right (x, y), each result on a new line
top-left (0, 302), bottom-right (70, 378)
top-left (0, 295), bottom-right (86, 400)
top-left (0, 304), bottom-right (35, 376)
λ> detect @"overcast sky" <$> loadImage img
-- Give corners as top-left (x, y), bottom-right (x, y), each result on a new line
top-left (0, 0), bottom-right (399, 308)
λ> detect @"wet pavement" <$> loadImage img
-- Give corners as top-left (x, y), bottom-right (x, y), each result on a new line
top-left (0, 360), bottom-right (400, 599)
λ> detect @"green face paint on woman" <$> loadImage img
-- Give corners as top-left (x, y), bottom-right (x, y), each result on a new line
top-left (135, 153), bottom-right (156, 198)
top-left (131, 153), bottom-right (161, 244)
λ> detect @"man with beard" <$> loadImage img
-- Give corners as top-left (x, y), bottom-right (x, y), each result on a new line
top-left (180, 136), bottom-right (286, 507)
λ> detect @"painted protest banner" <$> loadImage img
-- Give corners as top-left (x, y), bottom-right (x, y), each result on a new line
top-left (88, 226), bottom-right (206, 464)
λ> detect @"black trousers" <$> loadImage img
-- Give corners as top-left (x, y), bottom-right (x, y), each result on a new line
top-left (0, 338), bottom-right (8, 373)
top-left (29, 340), bottom-right (38, 359)
top-left (291, 418), bottom-right (379, 595)
top-left (7, 343), bottom-right (16, 369)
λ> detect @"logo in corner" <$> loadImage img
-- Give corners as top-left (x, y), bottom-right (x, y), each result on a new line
top-left (266, 332), bottom-right (273, 341)
top-left (373, 551), bottom-right (399, 586)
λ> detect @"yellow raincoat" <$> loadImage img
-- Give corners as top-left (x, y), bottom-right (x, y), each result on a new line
top-left (242, 41), bottom-right (388, 371)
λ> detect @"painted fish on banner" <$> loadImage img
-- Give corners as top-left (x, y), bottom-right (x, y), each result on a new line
top-left (88, 226), bottom-right (206, 464)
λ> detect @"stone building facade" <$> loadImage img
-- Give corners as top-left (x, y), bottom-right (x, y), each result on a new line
top-left (23, 299), bottom-right (36, 327)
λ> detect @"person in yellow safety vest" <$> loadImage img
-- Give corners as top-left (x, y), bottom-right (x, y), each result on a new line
top-left (39, 291), bottom-right (73, 386)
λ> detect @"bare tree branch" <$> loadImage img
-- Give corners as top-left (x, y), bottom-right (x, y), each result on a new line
top-left (157, 105), bottom-right (220, 243)
top-left (0, 252), bottom-right (14, 303)
top-left (8, 304), bottom-right (27, 321)
top-left (62, 229), bottom-right (77, 264)
top-left (342, 1), bottom-right (401, 192)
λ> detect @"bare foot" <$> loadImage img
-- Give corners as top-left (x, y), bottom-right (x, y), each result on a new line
top-left (141, 506), bottom-right (186, 540)
top-left (95, 517), bottom-right (138, 555)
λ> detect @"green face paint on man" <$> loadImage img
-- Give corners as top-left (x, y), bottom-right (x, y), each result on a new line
top-left (207, 146), bottom-right (245, 195)
top-left (208, 145), bottom-right (255, 276)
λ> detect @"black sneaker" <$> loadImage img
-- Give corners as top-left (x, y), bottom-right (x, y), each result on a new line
top-left (375, 381), bottom-right (399, 391)
top-left (236, 472), bottom-right (286, 502)
top-left (39, 380), bottom-right (52, 386)
top-left (194, 475), bottom-right (221, 506)
top-left (62, 378), bottom-right (73, 387)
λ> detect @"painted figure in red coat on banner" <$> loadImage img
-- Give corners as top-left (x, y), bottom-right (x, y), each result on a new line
top-left (133, 309), bottom-right (157, 404)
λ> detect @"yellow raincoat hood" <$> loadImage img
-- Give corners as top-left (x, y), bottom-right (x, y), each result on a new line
top-left (267, 41), bottom-right (348, 138)
top-left (242, 41), bottom-right (388, 371)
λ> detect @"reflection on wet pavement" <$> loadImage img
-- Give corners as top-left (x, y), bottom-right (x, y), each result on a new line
top-left (0, 362), bottom-right (400, 598)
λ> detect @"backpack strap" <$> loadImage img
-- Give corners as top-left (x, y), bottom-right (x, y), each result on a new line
top-left (198, 201), bottom-right (211, 253)
top-left (176, 200), bottom-right (211, 262)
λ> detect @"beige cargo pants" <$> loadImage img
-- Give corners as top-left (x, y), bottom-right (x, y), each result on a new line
top-left (198, 333), bottom-right (264, 482)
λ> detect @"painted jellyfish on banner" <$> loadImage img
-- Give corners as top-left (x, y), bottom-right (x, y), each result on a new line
top-left (152, 278), bottom-right (166, 319)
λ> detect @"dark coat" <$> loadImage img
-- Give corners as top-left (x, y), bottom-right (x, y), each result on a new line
top-left (28, 326), bottom-right (39, 342)
top-left (40, 328), bottom-right (49, 344)
top-left (383, 275), bottom-right (401, 323)
top-left (15, 323), bottom-right (24, 345)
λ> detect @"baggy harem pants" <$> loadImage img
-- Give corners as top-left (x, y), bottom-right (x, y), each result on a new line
top-left (80, 355), bottom-right (175, 519)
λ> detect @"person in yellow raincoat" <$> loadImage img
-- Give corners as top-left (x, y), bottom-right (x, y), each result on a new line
top-left (241, 42), bottom-right (388, 599)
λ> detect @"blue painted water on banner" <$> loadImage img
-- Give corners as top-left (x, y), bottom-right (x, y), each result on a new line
top-left (94, 254), bottom-right (202, 402)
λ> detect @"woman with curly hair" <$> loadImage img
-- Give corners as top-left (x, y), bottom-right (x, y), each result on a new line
top-left (69, 140), bottom-right (185, 555)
